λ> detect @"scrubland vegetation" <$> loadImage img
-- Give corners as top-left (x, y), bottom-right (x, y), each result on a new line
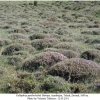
top-left (0, 1), bottom-right (100, 93)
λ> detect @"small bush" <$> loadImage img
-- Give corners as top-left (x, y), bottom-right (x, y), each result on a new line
top-left (69, 24), bottom-right (85, 28)
top-left (29, 33), bottom-right (49, 40)
top-left (81, 29), bottom-right (100, 35)
top-left (88, 80), bottom-right (100, 93)
top-left (17, 71), bottom-right (32, 79)
top-left (7, 20), bottom-right (18, 25)
top-left (33, 71), bottom-right (46, 81)
top-left (1, 24), bottom-right (11, 29)
top-left (21, 51), bottom-right (67, 72)
top-left (48, 58), bottom-right (100, 82)
top-left (93, 44), bottom-right (100, 50)
top-left (24, 45), bottom-right (36, 53)
top-left (94, 9), bottom-right (100, 18)
top-left (8, 33), bottom-right (28, 40)
top-left (0, 39), bottom-right (12, 46)
top-left (69, 83), bottom-right (86, 93)
top-left (85, 38), bottom-right (100, 44)
top-left (31, 38), bottom-right (59, 50)
top-left (14, 39), bottom-right (30, 45)
top-left (60, 36), bottom-right (73, 42)
top-left (0, 66), bottom-right (6, 74)
top-left (44, 48), bottom-right (59, 52)
top-left (20, 21), bottom-right (30, 26)
top-left (87, 24), bottom-right (100, 28)
top-left (81, 49), bottom-right (100, 62)
top-left (8, 27), bottom-right (26, 33)
top-left (55, 28), bottom-right (69, 35)
top-left (13, 51), bottom-right (30, 58)
top-left (59, 50), bottom-right (79, 58)
top-left (2, 43), bottom-right (25, 55)
top-left (44, 48), bottom-right (79, 58)
top-left (53, 42), bottom-right (83, 53)
top-left (91, 39), bottom-right (100, 44)
top-left (5, 78), bottom-right (36, 93)
top-left (7, 55), bottom-right (23, 66)
top-left (40, 76), bottom-right (68, 93)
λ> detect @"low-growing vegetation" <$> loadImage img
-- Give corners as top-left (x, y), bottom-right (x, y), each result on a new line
top-left (0, 1), bottom-right (100, 93)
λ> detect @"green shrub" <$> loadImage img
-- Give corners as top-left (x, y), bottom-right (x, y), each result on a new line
top-left (85, 38), bottom-right (100, 44)
top-left (5, 78), bottom-right (37, 93)
top-left (20, 21), bottom-right (30, 26)
top-left (81, 29), bottom-right (100, 35)
top-left (59, 50), bottom-right (79, 58)
top-left (6, 20), bottom-right (18, 25)
top-left (29, 33), bottom-right (49, 40)
top-left (48, 58), bottom-right (100, 82)
top-left (13, 51), bottom-right (30, 58)
top-left (60, 37), bottom-right (73, 42)
top-left (69, 83), bottom-right (86, 93)
top-left (55, 28), bottom-right (69, 35)
top-left (0, 66), bottom-right (6, 74)
top-left (7, 55), bottom-right (23, 66)
top-left (13, 28), bottom-right (26, 33)
top-left (44, 48), bottom-right (59, 52)
top-left (0, 39), bottom-right (12, 46)
top-left (24, 45), bottom-right (36, 53)
top-left (31, 38), bottom-right (59, 50)
top-left (17, 71), bottom-right (32, 79)
top-left (11, 38), bottom-right (30, 45)
top-left (88, 80), bottom-right (100, 93)
top-left (81, 49), bottom-right (100, 62)
top-left (33, 71), bottom-right (46, 82)
top-left (69, 24), bottom-right (85, 28)
top-left (53, 42), bottom-right (83, 53)
top-left (87, 24), bottom-right (99, 28)
top-left (40, 76), bottom-right (68, 93)
top-left (1, 24), bottom-right (11, 29)
top-left (2, 43), bottom-right (25, 55)
top-left (44, 48), bottom-right (79, 58)
top-left (94, 9), bottom-right (100, 18)
top-left (8, 27), bottom-right (26, 33)
top-left (21, 51), bottom-right (67, 72)
top-left (8, 33), bottom-right (28, 40)
top-left (93, 44), bottom-right (100, 50)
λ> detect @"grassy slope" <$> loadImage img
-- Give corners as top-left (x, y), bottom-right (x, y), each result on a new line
top-left (0, 1), bottom-right (100, 93)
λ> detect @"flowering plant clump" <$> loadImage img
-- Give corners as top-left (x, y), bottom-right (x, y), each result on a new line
top-left (31, 38), bottom-right (59, 50)
top-left (44, 48), bottom-right (79, 58)
top-left (48, 58), bottom-right (100, 82)
top-left (22, 52), bottom-right (67, 72)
